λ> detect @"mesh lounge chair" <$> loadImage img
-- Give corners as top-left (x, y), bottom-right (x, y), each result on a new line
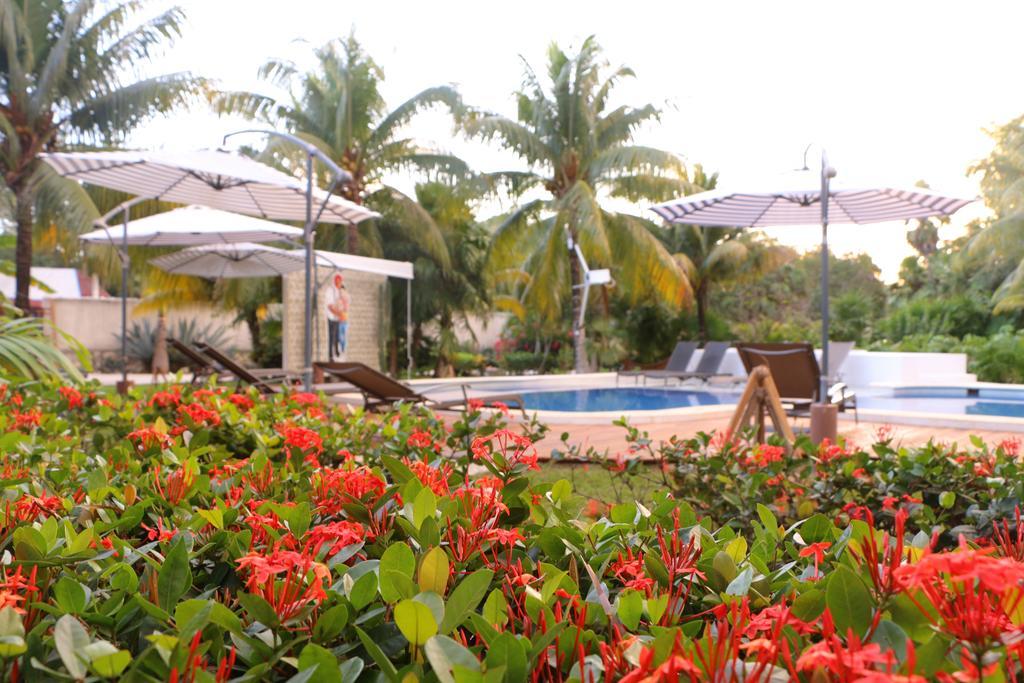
top-left (617, 341), bottom-right (697, 386)
top-left (193, 342), bottom-right (296, 395)
top-left (313, 361), bottom-right (526, 415)
top-left (643, 341), bottom-right (733, 384)
top-left (735, 342), bottom-right (857, 421)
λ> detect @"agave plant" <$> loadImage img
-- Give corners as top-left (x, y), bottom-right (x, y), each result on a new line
top-left (118, 318), bottom-right (234, 370)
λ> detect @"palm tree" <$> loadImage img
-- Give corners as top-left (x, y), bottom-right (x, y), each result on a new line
top-left (465, 36), bottom-right (692, 371)
top-left (379, 182), bottom-right (490, 377)
top-left (0, 0), bottom-right (204, 312)
top-left (216, 35), bottom-right (465, 266)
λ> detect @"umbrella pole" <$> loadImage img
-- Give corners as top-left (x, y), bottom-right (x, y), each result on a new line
top-left (303, 153), bottom-right (314, 391)
top-left (819, 152), bottom-right (832, 404)
top-left (120, 207), bottom-right (130, 392)
top-left (406, 279), bottom-right (412, 378)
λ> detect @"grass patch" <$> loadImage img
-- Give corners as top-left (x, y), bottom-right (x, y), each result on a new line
top-left (529, 461), bottom-right (671, 506)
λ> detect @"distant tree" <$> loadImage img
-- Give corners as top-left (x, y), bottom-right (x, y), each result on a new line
top-left (966, 115), bottom-right (1024, 312)
top-left (216, 35), bottom-right (464, 264)
top-left (0, 0), bottom-right (203, 312)
top-left (466, 36), bottom-right (692, 371)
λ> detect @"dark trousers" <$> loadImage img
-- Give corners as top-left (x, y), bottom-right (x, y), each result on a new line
top-left (328, 320), bottom-right (340, 360)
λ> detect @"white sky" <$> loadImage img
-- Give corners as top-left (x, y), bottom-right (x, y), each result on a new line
top-left (130, 0), bottom-right (1024, 282)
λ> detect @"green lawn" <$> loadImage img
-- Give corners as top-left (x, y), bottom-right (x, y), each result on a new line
top-left (529, 461), bottom-right (671, 507)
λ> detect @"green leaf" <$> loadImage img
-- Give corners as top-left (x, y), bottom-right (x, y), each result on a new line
top-left (872, 620), bottom-right (908, 664)
top-left (0, 607), bottom-right (26, 657)
top-left (53, 577), bottom-right (89, 614)
top-left (413, 488), bottom-right (437, 530)
top-left (645, 594), bottom-right (669, 624)
top-left (84, 641), bottom-right (131, 678)
top-left (440, 569), bottom-right (494, 634)
top-left (484, 632), bottom-right (527, 683)
top-left (313, 604), bottom-right (349, 643)
top-left (724, 566), bottom-right (753, 597)
top-left (826, 565), bottom-right (874, 638)
top-left (298, 643), bottom-right (343, 683)
top-left (425, 635), bottom-right (481, 683)
top-left (756, 504), bottom-right (779, 538)
top-left (395, 599), bottom-right (438, 646)
top-left (349, 571), bottom-right (378, 611)
top-left (379, 544), bottom-right (416, 602)
top-left (551, 479), bottom-right (572, 504)
top-left (356, 626), bottom-right (399, 682)
top-left (800, 514), bottom-right (835, 543)
top-left (939, 491), bottom-right (956, 509)
top-left (238, 592), bottom-right (279, 627)
top-left (482, 590), bottom-right (508, 627)
top-left (617, 589), bottom-right (643, 631)
top-left (418, 547), bottom-right (450, 596)
top-left (54, 615), bottom-right (90, 680)
top-left (157, 540), bottom-right (192, 612)
top-left (791, 589), bottom-right (826, 622)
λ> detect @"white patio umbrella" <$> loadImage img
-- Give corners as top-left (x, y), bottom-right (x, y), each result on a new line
top-left (79, 205), bottom-right (303, 246)
top-left (149, 243), bottom-right (305, 279)
top-left (41, 146), bottom-right (379, 389)
top-left (650, 153), bottom-right (974, 406)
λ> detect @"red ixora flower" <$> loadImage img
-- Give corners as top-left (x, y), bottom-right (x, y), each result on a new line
top-left (148, 388), bottom-right (181, 409)
top-left (279, 425), bottom-right (324, 457)
top-left (0, 565), bottom-right (40, 615)
top-left (227, 393), bottom-right (254, 411)
top-left (304, 520), bottom-right (366, 558)
top-left (470, 429), bottom-right (539, 471)
top-left (128, 426), bottom-right (173, 451)
top-left (799, 541), bottom-right (831, 581)
top-left (152, 464), bottom-right (196, 506)
top-left (11, 408), bottom-right (42, 431)
top-left (58, 386), bottom-right (83, 409)
top-left (236, 548), bottom-right (330, 622)
top-left (406, 430), bottom-right (435, 450)
top-left (178, 402), bottom-right (221, 427)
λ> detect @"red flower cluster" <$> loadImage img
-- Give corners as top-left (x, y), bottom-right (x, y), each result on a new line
top-left (178, 402), bottom-right (221, 427)
top-left (470, 429), bottom-right (539, 471)
top-left (149, 387), bottom-right (181, 408)
top-left (10, 408), bottom-right (42, 431)
top-left (58, 386), bottom-right (83, 409)
top-left (236, 549), bottom-right (330, 622)
top-left (152, 464), bottom-right (196, 506)
top-left (127, 426), bottom-right (173, 451)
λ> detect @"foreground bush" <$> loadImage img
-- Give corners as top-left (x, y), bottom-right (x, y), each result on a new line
top-left (0, 383), bottom-right (1023, 681)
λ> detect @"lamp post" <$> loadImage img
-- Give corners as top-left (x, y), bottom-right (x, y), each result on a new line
top-left (222, 130), bottom-right (353, 390)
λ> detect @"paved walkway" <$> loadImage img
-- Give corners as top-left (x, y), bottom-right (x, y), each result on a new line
top-left (532, 414), bottom-right (1020, 459)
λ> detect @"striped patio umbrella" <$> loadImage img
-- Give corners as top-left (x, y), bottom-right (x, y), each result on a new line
top-left (41, 149), bottom-right (374, 224)
top-left (650, 161), bottom-right (974, 407)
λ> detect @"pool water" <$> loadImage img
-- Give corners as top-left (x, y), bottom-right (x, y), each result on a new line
top-left (518, 388), bottom-right (738, 412)
top-left (516, 386), bottom-right (1024, 418)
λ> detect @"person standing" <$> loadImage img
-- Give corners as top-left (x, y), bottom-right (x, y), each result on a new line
top-left (325, 273), bottom-right (351, 360)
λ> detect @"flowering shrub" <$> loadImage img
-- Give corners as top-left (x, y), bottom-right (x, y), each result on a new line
top-left (0, 382), bottom-right (1023, 680)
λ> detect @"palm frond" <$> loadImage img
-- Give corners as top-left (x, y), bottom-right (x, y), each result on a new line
top-left (367, 186), bottom-right (451, 271)
top-left (589, 145), bottom-right (685, 183)
top-left (464, 113), bottom-right (552, 166)
top-left (369, 85), bottom-right (464, 147)
top-left (605, 212), bottom-right (691, 309)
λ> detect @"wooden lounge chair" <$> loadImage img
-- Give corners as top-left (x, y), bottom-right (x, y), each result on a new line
top-left (617, 341), bottom-right (697, 386)
top-left (644, 341), bottom-right (733, 384)
top-left (313, 361), bottom-right (526, 415)
top-left (167, 338), bottom-right (217, 385)
top-left (734, 342), bottom-right (857, 421)
top-left (193, 342), bottom-right (295, 395)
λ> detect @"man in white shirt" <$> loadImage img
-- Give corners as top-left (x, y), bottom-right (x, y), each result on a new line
top-left (325, 272), bottom-right (351, 360)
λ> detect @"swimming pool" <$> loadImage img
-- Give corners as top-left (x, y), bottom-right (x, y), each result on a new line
top-left (516, 385), bottom-right (1024, 419)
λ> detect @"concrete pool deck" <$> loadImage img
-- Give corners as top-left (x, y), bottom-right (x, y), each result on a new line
top-left (531, 415), bottom-right (1023, 460)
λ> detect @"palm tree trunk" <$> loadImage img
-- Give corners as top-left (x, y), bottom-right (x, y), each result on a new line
top-left (347, 224), bottom-right (359, 254)
top-left (570, 240), bottom-right (586, 373)
top-left (697, 280), bottom-right (709, 343)
top-left (14, 184), bottom-right (34, 314)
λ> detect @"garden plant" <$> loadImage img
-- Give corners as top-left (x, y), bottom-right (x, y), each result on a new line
top-left (0, 382), bottom-right (1023, 681)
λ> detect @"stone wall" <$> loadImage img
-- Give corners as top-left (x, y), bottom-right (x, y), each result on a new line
top-left (282, 267), bottom-right (387, 373)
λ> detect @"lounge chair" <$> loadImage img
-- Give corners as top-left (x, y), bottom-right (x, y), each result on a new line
top-left (193, 342), bottom-right (296, 395)
top-left (617, 341), bottom-right (697, 386)
top-left (167, 338), bottom-right (217, 385)
top-left (312, 361), bottom-right (526, 415)
top-left (735, 342), bottom-right (857, 421)
top-left (643, 341), bottom-right (733, 384)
